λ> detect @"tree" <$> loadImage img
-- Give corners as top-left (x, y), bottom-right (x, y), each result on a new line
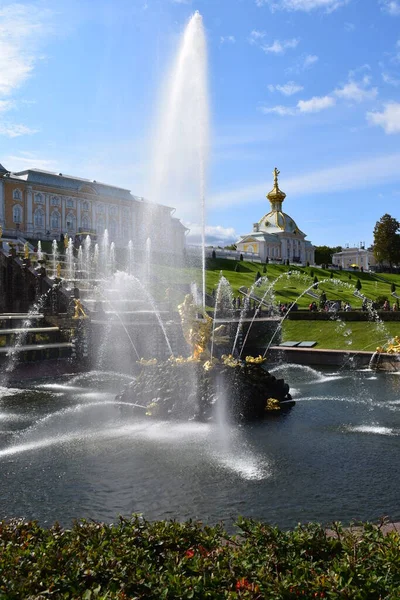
top-left (314, 245), bottom-right (342, 265)
top-left (255, 271), bottom-right (261, 282)
top-left (391, 282), bottom-right (396, 293)
top-left (373, 214), bottom-right (400, 271)
top-left (262, 265), bottom-right (267, 273)
top-left (234, 263), bottom-right (240, 272)
top-left (224, 243), bottom-right (237, 251)
top-left (212, 249), bottom-right (216, 259)
top-left (313, 275), bottom-right (318, 289)
top-left (240, 253), bottom-right (243, 261)
top-left (356, 278), bottom-right (362, 291)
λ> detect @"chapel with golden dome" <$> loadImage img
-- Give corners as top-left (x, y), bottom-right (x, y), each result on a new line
top-left (236, 168), bottom-right (315, 264)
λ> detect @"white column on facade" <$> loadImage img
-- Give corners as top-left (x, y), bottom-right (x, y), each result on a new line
top-left (92, 203), bottom-right (96, 232)
top-left (26, 186), bottom-right (33, 234)
top-left (0, 179), bottom-right (4, 225)
top-left (45, 194), bottom-right (50, 231)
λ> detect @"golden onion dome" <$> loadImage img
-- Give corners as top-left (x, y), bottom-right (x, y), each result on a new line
top-left (267, 167), bottom-right (286, 204)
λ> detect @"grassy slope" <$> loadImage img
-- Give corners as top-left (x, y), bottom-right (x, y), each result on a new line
top-left (153, 259), bottom-right (400, 349)
top-left (205, 259), bottom-right (400, 309)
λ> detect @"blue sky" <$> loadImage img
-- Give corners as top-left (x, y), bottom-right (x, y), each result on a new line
top-left (1, 0), bottom-right (400, 248)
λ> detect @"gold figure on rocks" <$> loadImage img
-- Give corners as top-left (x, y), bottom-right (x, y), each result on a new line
top-left (73, 298), bottom-right (87, 319)
top-left (24, 243), bottom-right (30, 260)
top-left (178, 294), bottom-right (228, 360)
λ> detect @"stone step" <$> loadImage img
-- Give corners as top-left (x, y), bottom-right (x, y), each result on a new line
top-left (0, 314), bottom-right (44, 324)
top-left (0, 327), bottom-right (60, 335)
top-left (0, 342), bottom-right (73, 354)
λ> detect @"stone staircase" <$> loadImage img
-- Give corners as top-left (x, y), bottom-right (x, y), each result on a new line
top-left (0, 313), bottom-right (73, 363)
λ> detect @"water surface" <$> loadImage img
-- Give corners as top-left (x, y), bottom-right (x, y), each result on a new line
top-left (1, 365), bottom-right (399, 529)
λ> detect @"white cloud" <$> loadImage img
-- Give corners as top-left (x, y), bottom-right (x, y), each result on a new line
top-left (0, 123), bottom-right (39, 137)
top-left (288, 53), bottom-right (318, 74)
top-left (220, 35), bottom-right (236, 44)
top-left (260, 104), bottom-right (296, 115)
top-left (303, 54), bottom-right (319, 68)
top-left (185, 224), bottom-right (238, 246)
top-left (0, 4), bottom-right (53, 97)
top-left (262, 38), bottom-right (299, 54)
top-left (380, 0), bottom-right (400, 15)
top-left (256, 0), bottom-right (350, 12)
top-left (334, 78), bottom-right (378, 102)
top-left (208, 152), bottom-right (400, 209)
top-left (5, 153), bottom-right (58, 170)
top-left (382, 72), bottom-right (400, 86)
top-left (248, 30), bottom-right (266, 44)
top-left (0, 100), bottom-right (14, 112)
top-left (269, 81), bottom-right (304, 95)
top-left (367, 102), bottom-right (400, 134)
top-left (261, 93), bottom-right (335, 116)
top-left (297, 94), bottom-right (336, 112)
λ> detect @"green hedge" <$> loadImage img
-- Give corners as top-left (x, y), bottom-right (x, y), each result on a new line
top-left (287, 310), bottom-right (400, 322)
top-left (0, 516), bottom-right (399, 598)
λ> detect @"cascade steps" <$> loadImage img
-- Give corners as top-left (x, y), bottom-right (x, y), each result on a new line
top-left (0, 313), bottom-right (72, 363)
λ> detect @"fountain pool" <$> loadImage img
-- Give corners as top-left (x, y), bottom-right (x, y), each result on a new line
top-left (1, 364), bottom-right (399, 529)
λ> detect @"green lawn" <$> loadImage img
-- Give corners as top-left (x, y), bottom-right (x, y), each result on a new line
top-left (282, 320), bottom-right (399, 351)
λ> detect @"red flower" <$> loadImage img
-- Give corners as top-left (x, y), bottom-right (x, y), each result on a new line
top-left (236, 578), bottom-right (251, 590)
top-left (185, 549), bottom-right (195, 558)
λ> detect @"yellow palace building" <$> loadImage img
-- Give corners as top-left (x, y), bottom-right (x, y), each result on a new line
top-left (0, 162), bottom-right (187, 252)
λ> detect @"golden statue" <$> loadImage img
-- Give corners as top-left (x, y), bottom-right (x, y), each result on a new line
top-left (24, 242), bottom-right (29, 260)
top-left (64, 233), bottom-right (69, 249)
top-left (273, 167), bottom-right (280, 186)
top-left (72, 298), bottom-right (87, 319)
top-left (178, 294), bottom-right (228, 360)
top-left (56, 263), bottom-right (61, 278)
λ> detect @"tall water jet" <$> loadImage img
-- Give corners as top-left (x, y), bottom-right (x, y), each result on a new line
top-left (149, 11), bottom-right (209, 306)
top-left (66, 238), bottom-right (74, 286)
top-left (37, 241), bottom-right (43, 262)
top-left (51, 239), bottom-right (59, 279)
top-left (84, 235), bottom-right (91, 280)
top-left (127, 240), bottom-right (133, 276)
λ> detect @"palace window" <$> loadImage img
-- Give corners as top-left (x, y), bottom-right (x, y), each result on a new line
top-left (13, 189), bottom-right (22, 201)
top-left (51, 196), bottom-right (60, 206)
top-left (66, 198), bottom-right (75, 208)
top-left (34, 192), bottom-right (44, 205)
top-left (109, 218), bottom-right (117, 240)
top-left (51, 210), bottom-right (60, 229)
top-left (109, 205), bottom-right (117, 217)
top-left (96, 216), bottom-right (105, 235)
top-left (13, 205), bottom-right (22, 224)
top-left (82, 200), bottom-right (90, 212)
top-left (34, 208), bottom-right (44, 228)
top-left (97, 203), bottom-right (105, 214)
top-left (82, 215), bottom-right (91, 230)
top-left (122, 222), bottom-right (130, 240)
top-left (66, 212), bottom-right (76, 231)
